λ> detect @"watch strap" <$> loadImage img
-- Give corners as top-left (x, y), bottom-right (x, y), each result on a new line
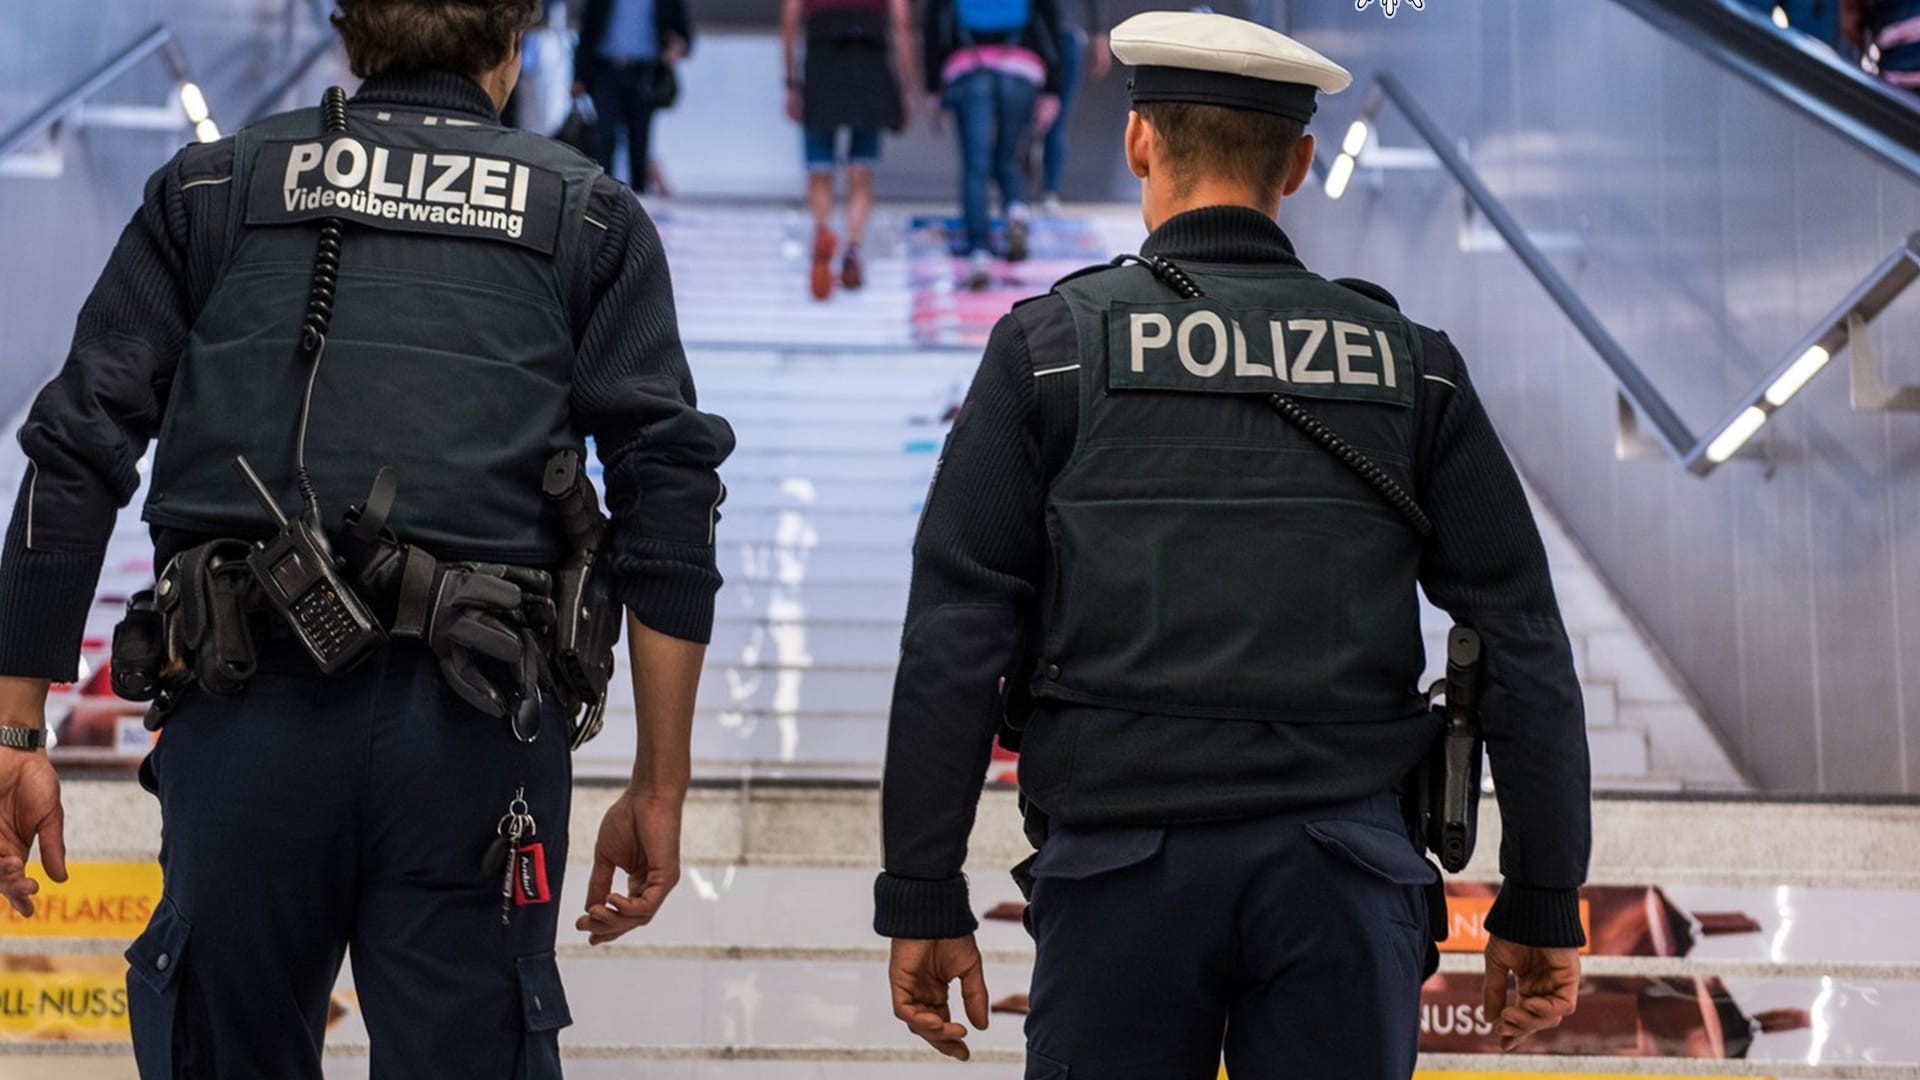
top-left (0, 725), bottom-right (46, 752)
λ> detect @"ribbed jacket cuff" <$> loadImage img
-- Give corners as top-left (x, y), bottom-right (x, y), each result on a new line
top-left (617, 542), bottom-right (722, 645)
top-left (1484, 883), bottom-right (1587, 949)
top-left (0, 511), bottom-right (104, 682)
top-left (873, 873), bottom-right (978, 939)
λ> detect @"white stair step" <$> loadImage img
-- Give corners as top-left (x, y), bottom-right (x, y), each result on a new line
top-left (706, 622), bottom-right (903, 668)
top-left (720, 479), bottom-right (933, 515)
top-left (1583, 680), bottom-right (1619, 729)
top-left (1583, 629), bottom-right (1685, 704)
top-left (720, 453), bottom-right (936, 482)
top-left (698, 667), bottom-right (892, 719)
top-left (1587, 725), bottom-right (1652, 778)
top-left (1630, 703), bottom-right (1747, 788)
top-left (715, 583), bottom-right (910, 625)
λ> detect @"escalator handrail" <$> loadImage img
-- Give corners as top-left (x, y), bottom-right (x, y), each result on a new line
top-left (1378, 74), bottom-right (1700, 460)
top-left (1613, 0), bottom-right (1920, 181)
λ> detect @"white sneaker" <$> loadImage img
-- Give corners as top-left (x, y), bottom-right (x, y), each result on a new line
top-left (966, 250), bottom-right (994, 291)
top-left (1041, 193), bottom-right (1064, 217)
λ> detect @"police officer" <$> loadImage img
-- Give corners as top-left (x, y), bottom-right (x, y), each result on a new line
top-left (0, 2), bottom-right (733, 1076)
top-left (876, 13), bottom-right (1591, 1077)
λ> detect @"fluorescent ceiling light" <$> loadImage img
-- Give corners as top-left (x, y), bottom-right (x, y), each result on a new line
top-left (1772, 5), bottom-right (1790, 28)
top-left (195, 118), bottom-right (220, 143)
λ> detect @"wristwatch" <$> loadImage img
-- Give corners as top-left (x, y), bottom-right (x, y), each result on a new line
top-left (0, 725), bottom-right (46, 752)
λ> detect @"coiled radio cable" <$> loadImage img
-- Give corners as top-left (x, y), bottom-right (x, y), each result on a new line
top-left (288, 85), bottom-right (351, 524)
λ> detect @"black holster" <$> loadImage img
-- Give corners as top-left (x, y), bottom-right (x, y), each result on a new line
top-left (541, 450), bottom-right (621, 748)
top-left (115, 540), bottom-right (267, 728)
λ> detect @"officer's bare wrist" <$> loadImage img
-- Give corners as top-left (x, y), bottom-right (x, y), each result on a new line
top-left (0, 676), bottom-right (50, 731)
top-left (624, 778), bottom-right (689, 804)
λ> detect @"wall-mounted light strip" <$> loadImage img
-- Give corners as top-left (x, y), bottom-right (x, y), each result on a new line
top-left (1683, 236), bottom-right (1920, 473)
top-left (1324, 86), bottom-right (1385, 202)
top-left (1324, 152), bottom-right (1357, 199)
top-left (178, 82), bottom-right (208, 124)
top-left (177, 81), bottom-right (220, 142)
top-left (1705, 406), bottom-right (1768, 464)
top-left (1764, 345), bottom-right (1831, 407)
top-left (1342, 119), bottom-right (1371, 157)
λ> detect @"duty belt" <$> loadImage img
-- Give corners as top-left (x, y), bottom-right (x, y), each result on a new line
top-left (112, 452), bottom-right (617, 748)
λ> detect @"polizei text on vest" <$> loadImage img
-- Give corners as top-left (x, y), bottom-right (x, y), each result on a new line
top-left (282, 139), bottom-right (534, 240)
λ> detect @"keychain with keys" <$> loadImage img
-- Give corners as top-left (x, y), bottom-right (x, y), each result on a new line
top-left (482, 786), bottom-right (552, 925)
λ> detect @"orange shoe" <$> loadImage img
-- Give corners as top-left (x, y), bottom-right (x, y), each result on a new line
top-left (841, 244), bottom-right (865, 291)
top-left (810, 227), bottom-right (837, 301)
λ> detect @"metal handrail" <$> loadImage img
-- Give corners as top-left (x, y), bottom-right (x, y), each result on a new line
top-left (1374, 75), bottom-right (1699, 460)
top-left (0, 25), bottom-right (179, 163)
top-left (1327, 72), bottom-right (1920, 476)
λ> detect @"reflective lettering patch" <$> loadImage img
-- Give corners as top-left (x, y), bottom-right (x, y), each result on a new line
top-left (1108, 300), bottom-right (1415, 408)
top-left (245, 135), bottom-right (565, 255)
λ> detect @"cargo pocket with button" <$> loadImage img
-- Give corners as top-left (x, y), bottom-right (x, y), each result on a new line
top-left (125, 895), bottom-right (192, 1079)
top-left (516, 952), bottom-right (573, 1080)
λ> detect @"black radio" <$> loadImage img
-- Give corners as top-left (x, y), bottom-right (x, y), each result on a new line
top-left (233, 455), bottom-right (385, 674)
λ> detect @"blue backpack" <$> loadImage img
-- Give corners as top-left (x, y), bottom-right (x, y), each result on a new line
top-left (955, 0), bottom-right (1031, 36)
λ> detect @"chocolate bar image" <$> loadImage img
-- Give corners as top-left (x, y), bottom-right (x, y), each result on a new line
top-left (983, 901), bottom-right (1027, 923)
top-left (1419, 973), bottom-right (1808, 1057)
top-left (989, 884), bottom-right (1762, 960)
top-left (1439, 883), bottom-right (1760, 957)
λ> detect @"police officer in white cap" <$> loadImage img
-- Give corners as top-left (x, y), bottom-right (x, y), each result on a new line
top-left (874, 11), bottom-right (1590, 1078)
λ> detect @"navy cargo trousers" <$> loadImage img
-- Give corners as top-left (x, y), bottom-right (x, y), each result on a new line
top-left (125, 641), bottom-right (574, 1080)
top-left (1023, 793), bottom-right (1437, 1080)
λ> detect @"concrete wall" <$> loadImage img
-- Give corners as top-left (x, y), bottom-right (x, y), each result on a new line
top-left (1279, 2), bottom-right (1920, 794)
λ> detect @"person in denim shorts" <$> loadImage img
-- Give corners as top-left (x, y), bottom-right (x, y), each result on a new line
top-left (783, 0), bottom-right (914, 299)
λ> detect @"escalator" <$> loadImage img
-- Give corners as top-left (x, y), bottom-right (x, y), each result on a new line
top-left (1618, 0), bottom-right (1920, 175)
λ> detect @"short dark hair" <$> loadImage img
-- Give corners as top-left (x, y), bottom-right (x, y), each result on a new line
top-left (1135, 102), bottom-right (1307, 204)
top-left (333, 0), bottom-right (540, 79)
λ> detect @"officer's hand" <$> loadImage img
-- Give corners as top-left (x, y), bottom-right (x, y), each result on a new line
top-left (0, 681), bottom-right (67, 918)
top-left (888, 936), bottom-right (990, 1060)
top-left (576, 788), bottom-right (682, 944)
top-left (786, 87), bottom-right (804, 123)
top-left (1483, 935), bottom-right (1580, 1051)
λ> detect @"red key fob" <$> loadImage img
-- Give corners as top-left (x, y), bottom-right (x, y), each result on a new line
top-left (513, 842), bottom-right (552, 906)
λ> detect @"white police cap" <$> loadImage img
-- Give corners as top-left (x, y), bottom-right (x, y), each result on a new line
top-left (1109, 11), bottom-right (1352, 123)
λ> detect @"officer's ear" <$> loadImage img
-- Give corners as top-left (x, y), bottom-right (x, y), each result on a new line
top-left (1280, 132), bottom-right (1316, 198)
top-left (1124, 110), bottom-right (1153, 180)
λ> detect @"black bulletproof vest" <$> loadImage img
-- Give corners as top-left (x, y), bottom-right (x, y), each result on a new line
top-left (1033, 261), bottom-right (1430, 723)
top-left (144, 103), bottom-right (600, 565)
